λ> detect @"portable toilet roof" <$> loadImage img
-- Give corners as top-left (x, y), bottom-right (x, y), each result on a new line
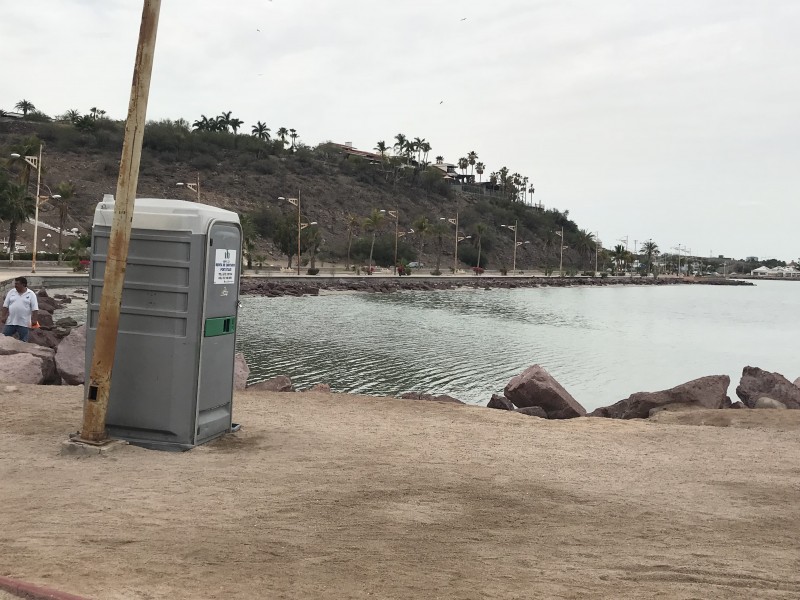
top-left (93, 195), bottom-right (239, 234)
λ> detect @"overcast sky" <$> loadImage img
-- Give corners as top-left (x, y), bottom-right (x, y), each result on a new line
top-left (2, 0), bottom-right (798, 260)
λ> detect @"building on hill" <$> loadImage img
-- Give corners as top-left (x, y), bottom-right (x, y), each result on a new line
top-left (331, 142), bottom-right (384, 163)
top-left (431, 158), bottom-right (475, 185)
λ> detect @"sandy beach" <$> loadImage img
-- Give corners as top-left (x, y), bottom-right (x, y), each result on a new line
top-left (1, 385), bottom-right (799, 599)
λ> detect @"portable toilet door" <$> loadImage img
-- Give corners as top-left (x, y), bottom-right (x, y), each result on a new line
top-left (195, 219), bottom-right (242, 445)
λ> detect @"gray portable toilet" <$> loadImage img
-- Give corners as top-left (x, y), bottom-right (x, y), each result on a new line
top-left (85, 196), bottom-right (242, 450)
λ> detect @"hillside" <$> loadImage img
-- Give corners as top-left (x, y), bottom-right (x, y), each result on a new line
top-left (0, 116), bottom-right (588, 272)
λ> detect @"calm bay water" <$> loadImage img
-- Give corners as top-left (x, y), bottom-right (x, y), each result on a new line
top-left (237, 280), bottom-right (799, 411)
top-left (56, 280), bottom-right (799, 412)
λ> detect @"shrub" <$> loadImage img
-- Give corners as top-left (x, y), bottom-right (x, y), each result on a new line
top-left (307, 268), bottom-right (319, 275)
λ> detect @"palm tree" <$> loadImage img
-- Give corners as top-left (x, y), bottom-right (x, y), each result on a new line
top-left (528, 184), bottom-right (535, 204)
top-left (239, 214), bottom-right (257, 269)
top-left (393, 133), bottom-right (407, 159)
top-left (419, 141), bottom-right (432, 165)
top-left (363, 209), bottom-right (385, 272)
top-left (435, 155), bottom-right (444, 164)
top-left (403, 139), bottom-right (415, 162)
top-left (612, 244), bottom-right (628, 274)
top-left (54, 181), bottom-right (76, 264)
top-left (276, 127), bottom-right (289, 149)
top-left (641, 240), bottom-right (660, 275)
top-left (15, 100), bottom-right (35, 116)
top-left (251, 121), bottom-right (271, 141)
top-left (412, 215), bottom-right (431, 267)
top-left (217, 111), bottom-right (233, 132)
top-left (192, 115), bottom-right (211, 131)
top-left (75, 115), bottom-right (96, 133)
top-left (0, 180), bottom-right (35, 260)
top-left (473, 223), bottom-right (486, 269)
top-left (304, 227), bottom-right (322, 270)
top-left (575, 229), bottom-right (596, 268)
top-left (64, 109), bottom-right (81, 123)
top-left (229, 118), bottom-right (244, 134)
top-left (467, 151), bottom-right (478, 175)
top-left (475, 162), bottom-right (485, 183)
top-left (289, 128), bottom-right (298, 150)
top-left (374, 141), bottom-right (388, 158)
top-left (89, 107), bottom-right (100, 119)
top-left (412, 137), bottom-right (426, 163)
top-left (345, 213), bottom-right (361, 269)
top-left (458, 157), bottom-right (468, 175)
top-left (430, 219), bottom-right (449, 274)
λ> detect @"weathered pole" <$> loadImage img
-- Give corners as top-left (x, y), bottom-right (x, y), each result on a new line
top-left (80, 0), bottom-right (162, 443)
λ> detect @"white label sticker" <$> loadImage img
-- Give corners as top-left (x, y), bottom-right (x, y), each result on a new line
top-left (214, 249), bottom-right (237, 284)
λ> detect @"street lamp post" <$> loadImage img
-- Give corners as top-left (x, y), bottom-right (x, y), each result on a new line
top-left (555, 226), bottom-right (566, 275)
top-left (278, 192), bottom-right (303, 275)
top-left (595, 233), bottom-right (601, 275)
top-left (501, 221), bottom-right (519, 272)
top-left (176, 172), bottom-right (200, 201)
top-left (11, 145), bottom-right (46, 273)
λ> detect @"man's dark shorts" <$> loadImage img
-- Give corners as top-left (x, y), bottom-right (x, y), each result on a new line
top-left (2, 325), bottom-right (30, 343)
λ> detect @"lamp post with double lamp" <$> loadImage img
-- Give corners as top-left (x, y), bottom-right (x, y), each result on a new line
top-left (176, 172), bottom-right (200, 201)
top-left (10, 146), bottom-right (51, 273)
top-left (440, 216), bottom-right (465, 274)
top-left (555, 226), bottom-right (567, 275)
top-left (595, 233), bottom-right (601, 275)
top-left (278, 193), bottom-right (309, 275)
top-left (380, 209), bottom-right (399, 275)
top-left (500, 221), bottom-right (519, 272)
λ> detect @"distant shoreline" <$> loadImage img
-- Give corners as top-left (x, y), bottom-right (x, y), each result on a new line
top-left (240, 275), bottom-right (753, 297)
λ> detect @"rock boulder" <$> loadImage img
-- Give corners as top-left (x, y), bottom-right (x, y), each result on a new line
top-left (55, 325), bottom-right (87, 385)
top-left (233, 352), bottom-right (249, 391)
top-left (503, 365), bottom-right (586, 419)
top-left (487, 394), bottom-right (515, 411)
top-left (736, 367), bottom-right (800, 409)
top-left (399, 392), bottom-right (464, 404)
top-left (248, 375), bottom-right (294, 392)
top-left (590, 375), bottom-right (730, 419)
top-left (0, 336), bottom-right (59, 384)
top-left (513, 406), bottom-right (548, 418)
top-left (754, 397), bottom-right (787, 409)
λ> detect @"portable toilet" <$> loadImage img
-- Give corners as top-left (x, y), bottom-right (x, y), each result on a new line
top-left (85, 196), bottom-right (242, 450)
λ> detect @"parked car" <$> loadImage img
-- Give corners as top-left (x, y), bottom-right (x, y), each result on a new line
top-left (408, 261), bottom-right (425, 268)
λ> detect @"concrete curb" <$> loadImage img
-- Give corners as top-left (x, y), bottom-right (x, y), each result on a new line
top-left (0, 576), bottom-right (92, 600)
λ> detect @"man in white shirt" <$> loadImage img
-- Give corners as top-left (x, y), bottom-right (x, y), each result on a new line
top-left (1, 276), bottom-right (39, 343)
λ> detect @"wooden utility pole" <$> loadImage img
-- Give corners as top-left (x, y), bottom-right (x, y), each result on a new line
top-left (80, 0), bottom-right (162, 443)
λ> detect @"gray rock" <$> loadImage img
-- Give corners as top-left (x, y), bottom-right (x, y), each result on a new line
top-left (56, 317), bottom-right (79, 328)
top-left (399, 392), bottom-right (464, 404)
top-left (487, 394), bottom-right (515, 411)
top-left (248, 375), bottom-right (294, 392)
top-left (513, 406), bottom-right (548, 418)
top-left (233, 352), bottom-right (249, 391)
top-left (729, 401), bottom-right (746, 409)
top-left (504, 364), bottom-right (586, 419)
top-left (308, 383), bottom-right (332, 393)
top-left (27, 328), bottom-right (62, 349)
top-left (735, 366), bottom-right (800, 409)
top-left (590, 375), bottom-right (730, 419)
top-left (754, 396), bottom-right (787, 409)
top-left (56, 325), bottom-right (87, 385)
top-left (794, 377), bottom-right (800, 389)
top-left (0, 336), bottom-right (59, 384)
